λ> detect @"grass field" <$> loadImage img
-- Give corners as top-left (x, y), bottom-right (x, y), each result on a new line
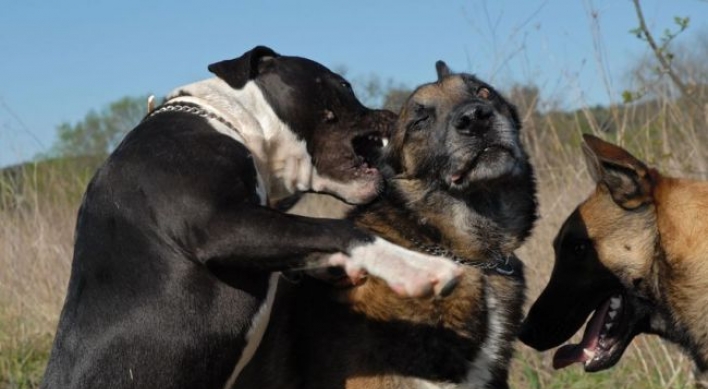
top-left (0, 161), bottom-right (85, 388)
top-left (1, 95), bottom-right (707, 388)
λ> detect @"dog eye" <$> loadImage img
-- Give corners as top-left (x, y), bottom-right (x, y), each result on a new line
top-left (477, 87), bottom-right (491, 99)
top-left (340, 81), bottom-right (352, 90)
top-left (409, 105), bottom-right (431, 129)
top-left (413, 104), bottom-right (430, 116)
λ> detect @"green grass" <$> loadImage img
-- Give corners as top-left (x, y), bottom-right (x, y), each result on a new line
top-left (0, 313), bottom-right (54, 389)
top-left (0, 159), bottom-right (91, 388)
top-left (511, 340), bottom-right (694, 389)
top-left (0, 155), bottom-right (103, 210)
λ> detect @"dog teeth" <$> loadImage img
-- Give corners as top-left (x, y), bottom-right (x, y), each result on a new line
top-left (598, 336), bottom-right (608, 349)
top-left (608, 311), bottom-right (617, 320)
top-left (382, 138), bottom-right (389, 147)
top-left (610, 296), bottom-right (621, 310)
top-left (604, 323), bottom-right (613, 331)
top-left (583, 348), bottom-right (596, 359)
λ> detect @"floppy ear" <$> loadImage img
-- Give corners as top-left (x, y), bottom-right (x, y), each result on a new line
top-left (435, 61), bottom-right (451, 81)
top-left (208, 46), bottom-right (279, 89)
top-left (582, 134), bottom-right (654, 210)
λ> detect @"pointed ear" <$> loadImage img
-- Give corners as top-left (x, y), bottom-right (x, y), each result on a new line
top-left (582, 134), bottom-right (654, 210)
top-left (435, 61), bottom-right (451, 81)
top-left (208, 46), bottom-right (279, 89)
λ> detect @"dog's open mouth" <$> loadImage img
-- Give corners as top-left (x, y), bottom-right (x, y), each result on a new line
top-left (313, 131), bottom-right (389, 205)
top-left (351, 131), bottom-right (388, 176)
top-left (553, 293), bottom-right (633, 372)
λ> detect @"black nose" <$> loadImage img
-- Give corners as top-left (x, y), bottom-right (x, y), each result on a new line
top-left (453, 104), bottom-right (493, 134)
top-left (517, 320), bottom-right (537, 347)
top-left (518, 315), bottom-right (565, 352)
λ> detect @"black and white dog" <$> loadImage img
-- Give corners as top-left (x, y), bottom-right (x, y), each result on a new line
top-left (41, 46), bottom-right (461, 389)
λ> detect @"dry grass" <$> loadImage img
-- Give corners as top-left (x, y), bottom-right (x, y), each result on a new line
top-left (0, 161), bottom-right (94, 388)
top-left (1, 97), bottom-right (706, 388)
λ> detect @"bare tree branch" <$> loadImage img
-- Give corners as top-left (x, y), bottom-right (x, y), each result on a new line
top-left (631, 0), bottom-right (697, 105)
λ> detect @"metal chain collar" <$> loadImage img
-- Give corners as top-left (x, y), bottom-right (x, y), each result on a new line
top-left (144, 102), bottom-right (239, 132)
top-left (407, 237), bottom-right (516, 276)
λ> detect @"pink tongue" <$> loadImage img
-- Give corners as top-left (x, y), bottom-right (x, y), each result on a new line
top-left (552, 298), bottom-right (612, 369)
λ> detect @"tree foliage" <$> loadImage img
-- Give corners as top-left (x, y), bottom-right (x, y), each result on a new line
top-left (349, 73), bottom-right (412, 113)
top-left (625, 0), bottom-right (707, 105)
top-left (50, 95), bottom-right (150, 158)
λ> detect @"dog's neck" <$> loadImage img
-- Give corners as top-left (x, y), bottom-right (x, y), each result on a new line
top-left (653, 177), bottom-right (708, 379)
top-left (353, 174), bottom-right (536, 261)
top-left (165, 78), bottom-right (316, 202)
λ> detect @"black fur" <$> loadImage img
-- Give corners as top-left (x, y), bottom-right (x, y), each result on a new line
top-left (236, 63), bottom-right (537, 389)
top-left (41, 47), bottom-right (390, 389)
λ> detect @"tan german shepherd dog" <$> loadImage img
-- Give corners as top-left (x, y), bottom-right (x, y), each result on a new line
top-left (520, 134), bottom-right (708, 388)
top-left (236, 62), bottom-right (538, 389)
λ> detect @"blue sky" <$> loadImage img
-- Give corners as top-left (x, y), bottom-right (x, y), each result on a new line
top-left (1, 0), bottom-right (705, 167)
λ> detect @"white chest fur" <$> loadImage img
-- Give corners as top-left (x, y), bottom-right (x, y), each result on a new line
top-left (411, 287), bottom-right (507, 389)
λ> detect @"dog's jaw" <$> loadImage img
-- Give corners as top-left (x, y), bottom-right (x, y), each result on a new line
top-left (550, 293), bottom-right (647, 372)
top-left (447, 113), bottom-right (526, 191)
top-left (167, 78), bottom-right (383, 204)
top-left (265, 128), bottom-right (383, 204)
top-left (449, 146), bottom-right (518, 187)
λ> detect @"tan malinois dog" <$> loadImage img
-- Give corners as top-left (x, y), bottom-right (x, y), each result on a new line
top-left (520, 134), bottom-right (708, 388)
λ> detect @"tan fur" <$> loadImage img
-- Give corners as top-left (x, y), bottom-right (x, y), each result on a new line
top-left (579, 186), bottom-right (658, 293)
top-left (300, 72), bottom-right (533, 388)
top-left (409, 77), bottom-right (468, 107)
top-left (391, 180), bottom-right (490, 258)
top-left (655, 177), bottom-right (708, 370)
top-left (236, 70), bottom-right (535, 389)
top-left (344, 248), bottom-right (486, 335)
top-left (576, 137), bottom-right (708, 387)
top-left (336, 202), bottom-right (490, 349)
top-left (395, 79), bottom-right (468, 177)
top-left (577, 173), bottom-right (708, 387)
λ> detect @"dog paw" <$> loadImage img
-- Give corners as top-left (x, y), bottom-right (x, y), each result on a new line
top-left (333, 237), bottom-right (462, 297)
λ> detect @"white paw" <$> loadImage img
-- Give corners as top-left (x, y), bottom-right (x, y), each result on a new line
top-left (333, 237), bottom-right (462, 297)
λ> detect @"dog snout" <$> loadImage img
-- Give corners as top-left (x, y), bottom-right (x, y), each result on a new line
top-left (517, 320), bottom-right (543, 350)
top-left (453, 104), bottom-right (493, 135)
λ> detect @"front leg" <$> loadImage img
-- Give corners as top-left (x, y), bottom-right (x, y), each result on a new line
top-left (194, 204), bottom-right (461, 297)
